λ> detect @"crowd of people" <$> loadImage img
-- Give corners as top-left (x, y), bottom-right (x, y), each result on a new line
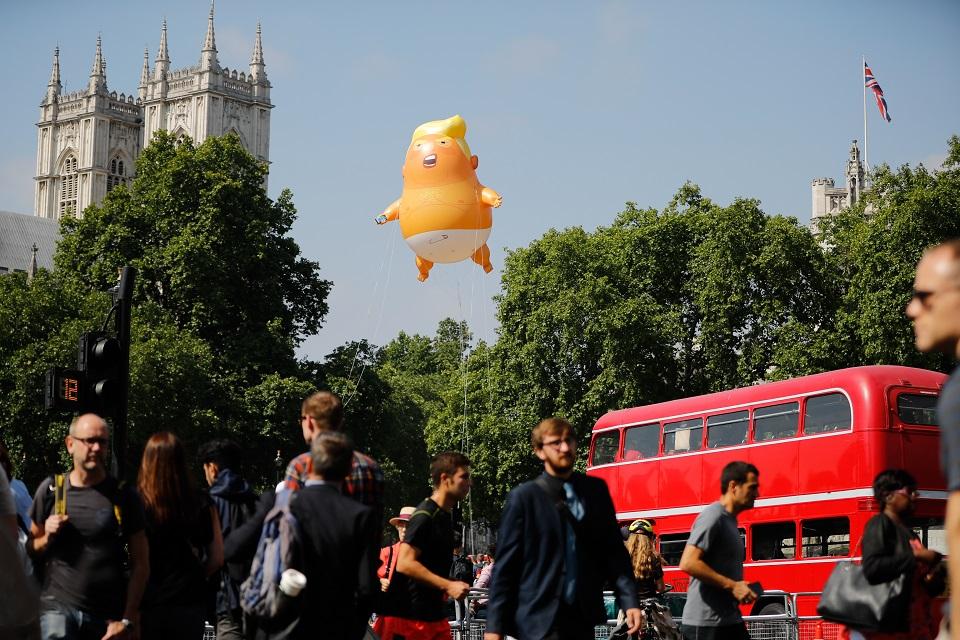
top-left (1, 240), bottom-right (960, 640)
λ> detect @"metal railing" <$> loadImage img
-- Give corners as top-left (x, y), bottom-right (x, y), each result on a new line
top-left (448, 589), bottom-right (842, 640)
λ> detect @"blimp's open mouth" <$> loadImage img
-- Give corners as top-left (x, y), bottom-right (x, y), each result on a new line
top-left (423, 154), bottom-right (437, 168)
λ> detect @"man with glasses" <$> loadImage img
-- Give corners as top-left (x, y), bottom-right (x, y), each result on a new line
top-left (29, 413), bottom-right (149, 640)
top-left (906, 238), bottom-right (960, 636)
top-left (484, 417), bottom-right (641, 640)
top-left (283, 391), bottom-right (385, 523)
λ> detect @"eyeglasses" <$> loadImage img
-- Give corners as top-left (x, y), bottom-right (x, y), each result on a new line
top-left (541, 437), bottom-right (576, 449)
top-left (911, 287), bottom-right (959, 308)
top-left (72, 436), bottom-right (109, 448)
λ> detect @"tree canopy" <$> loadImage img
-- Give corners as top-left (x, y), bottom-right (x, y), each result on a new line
top-left (1, 132), bottom-right (331, 487)
top-left (3, 133), bottom-right (958, 529)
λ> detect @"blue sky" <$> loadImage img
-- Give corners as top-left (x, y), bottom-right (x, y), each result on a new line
top-left (2, 1), bottom-right (958, 361)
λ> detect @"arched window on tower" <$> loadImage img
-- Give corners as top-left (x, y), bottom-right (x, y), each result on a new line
top-left (107, 154), bottom-right (127, 192)
top-left (59, 156), bottom-right (78, 219)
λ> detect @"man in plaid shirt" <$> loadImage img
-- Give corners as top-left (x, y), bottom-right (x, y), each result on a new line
top-left (284, 391), bottom-right (385, 524)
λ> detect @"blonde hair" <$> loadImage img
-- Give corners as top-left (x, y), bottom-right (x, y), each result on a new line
top-left (625, 532), bottom-right (657, 581)
top-left (410, 114), bottom-right (472, 158)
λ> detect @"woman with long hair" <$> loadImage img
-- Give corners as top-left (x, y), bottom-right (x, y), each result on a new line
top-left (138, 432), bottom-right (223, 639)
top-left (622, 519), bottom-right (680, 640)
top-left (841, 469), bottom-right (945, 640)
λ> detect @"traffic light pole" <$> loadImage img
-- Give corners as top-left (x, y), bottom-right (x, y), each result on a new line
top-left (114, 267), bottom-right (135, 477)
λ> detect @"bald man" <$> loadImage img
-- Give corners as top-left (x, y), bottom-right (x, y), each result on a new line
top-left (906, 239), bottom-right (960, 637)
top-left (30, 414), bottom-right (149, 640)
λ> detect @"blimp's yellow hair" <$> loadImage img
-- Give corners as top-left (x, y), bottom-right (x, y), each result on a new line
top-left (411, 114), bottom-right (472, 159)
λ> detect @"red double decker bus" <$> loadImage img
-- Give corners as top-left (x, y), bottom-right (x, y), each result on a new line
top-left (586, 365), bottom-right (948, 617)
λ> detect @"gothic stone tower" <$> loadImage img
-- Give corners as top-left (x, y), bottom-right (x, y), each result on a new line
top-left (34, 39), bottom-right (142, 219)
top-left (142, 8), bottom-right (272, 174)
top-left (34, 5), bottom-right (272, 220)
top-left (809, 140), bottom-right (865, 237)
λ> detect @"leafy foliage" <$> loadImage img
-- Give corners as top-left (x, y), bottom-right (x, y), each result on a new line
top-left (1, 133), bottom-right (331, 490)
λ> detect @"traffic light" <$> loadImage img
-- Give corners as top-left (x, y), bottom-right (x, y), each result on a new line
top-left (42, 267), bottom-right (135, 472)
top-left (44, 368), bottom-right (84, 411)
top-left (78, 331), bottom-right (122, 415)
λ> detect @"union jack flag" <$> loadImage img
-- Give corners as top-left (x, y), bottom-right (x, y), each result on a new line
top-left (864, 60), bottom-right (891, 123)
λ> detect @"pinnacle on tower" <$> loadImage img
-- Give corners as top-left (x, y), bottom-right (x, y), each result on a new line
top-left (45, 46), bottom-right (62, 104)
top-left (249, 22), bottom-right (267, 82)
top-left (154, 19), bottom-right (170, 81)
top-left (88, 34), bottom-right (107, 95)
top-left (140, 47), bottom-right (150, 85)
top-left (200, 1), bottom-right (220, 71)
top-left (251, 22), bottom-right (264, 64)
top-left (139, 47), bottom-right (150, 100)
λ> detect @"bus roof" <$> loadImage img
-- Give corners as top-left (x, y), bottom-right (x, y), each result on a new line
top-left (593, 365), bottom-right (947, 431)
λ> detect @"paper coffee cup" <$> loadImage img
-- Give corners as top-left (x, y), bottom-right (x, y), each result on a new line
top-left (280, 569), bottom-right (307, 597)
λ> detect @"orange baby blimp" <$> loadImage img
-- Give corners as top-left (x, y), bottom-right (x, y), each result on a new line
top-left (375, 115), bottom-right (503, 282)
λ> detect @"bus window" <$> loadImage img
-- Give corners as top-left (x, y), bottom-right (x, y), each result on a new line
top-left (754, 402), bottom-right (800, 441)
top-left (659, 532), bottom-right (689, 566)
top-left (897, 394), bottom-right (939, 426)
top-left (663, 418), bottom-right (703, 455)
top-left (910, 517), bottom-right (947, 554)
top-left (751, 522), bottom-right (796, 560)
top-left (591, 431), bottom-right (620, 466)
top-left (804, 393), bottom-right (852, 434)
top-left (623, 423), bottom-right (660, 460)
top-left (801, 517), bottom-right (850, 558)
top-left (707, 410), bottom-right (749, 448)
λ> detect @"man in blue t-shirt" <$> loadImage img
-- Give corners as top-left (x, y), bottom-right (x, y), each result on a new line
top-left (679, 461), bottom-right (759, 640)
top-left (906, 239), bottom-right (960, 635)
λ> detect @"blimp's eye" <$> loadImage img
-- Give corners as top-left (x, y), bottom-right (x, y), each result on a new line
top-left (415, 143), bottom-right (422, 149)
top-left (439, 140), bottom-right (448, 145)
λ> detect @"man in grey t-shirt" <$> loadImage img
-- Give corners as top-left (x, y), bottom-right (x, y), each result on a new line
top-left (906, 239), bottom-right (960, 635)
top-left (679, 461), bottom-right (759, 640)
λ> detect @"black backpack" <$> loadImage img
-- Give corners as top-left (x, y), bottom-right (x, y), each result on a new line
top-left (450, 554), bottom-right (474, 584)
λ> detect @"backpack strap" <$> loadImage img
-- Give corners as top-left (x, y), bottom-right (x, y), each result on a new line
top-left (386, 542), bottom-right (395, 580)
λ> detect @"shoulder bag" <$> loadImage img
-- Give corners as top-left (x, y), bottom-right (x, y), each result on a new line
top-left (817, 519), bottom-right (911, 630)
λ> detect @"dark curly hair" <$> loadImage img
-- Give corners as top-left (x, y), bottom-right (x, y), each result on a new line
top-left (872, 468), bottom-right (916, 511)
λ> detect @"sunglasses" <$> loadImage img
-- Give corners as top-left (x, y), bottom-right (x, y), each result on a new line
top-left (911, 287), bottom-right (959, 308)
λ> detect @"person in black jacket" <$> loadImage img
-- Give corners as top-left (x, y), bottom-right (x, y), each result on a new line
top-left (855, 469), bottom-right (944, 639)
top-left (289, 431), bottom-right (380, 640)
top-left (484, 417), bottom-right (641, 640)
top-left (199, 439), bottom-right (259, 640)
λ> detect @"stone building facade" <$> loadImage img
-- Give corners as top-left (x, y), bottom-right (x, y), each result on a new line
top-left (34, 6), bottom-right (272, 220)
top-left (809, 140), bottom-right (866, 236)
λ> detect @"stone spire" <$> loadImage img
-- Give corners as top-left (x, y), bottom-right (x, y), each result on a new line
top-left (154, 18), bottom-right (170, 81)
top-left (249, 22), bottom-right (267, 83)
top-left (88, 34), bottom-right (107, 95)
top-left (44, 46), bottom-right (62, 104)
top-left (200, 1), bottom-right (220, 71)
top-left (28, 244), bottom-right (38, 281)
top-left (138, 47), bottom-right (150, 100)
top-left (845, 139), bottom-right (865, 206)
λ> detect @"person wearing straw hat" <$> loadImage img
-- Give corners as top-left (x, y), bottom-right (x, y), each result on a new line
top-left (380, 507), bottom-right (416, 591)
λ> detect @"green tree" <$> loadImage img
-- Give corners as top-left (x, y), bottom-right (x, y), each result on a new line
top-left (322, 339), bottom-right (430, 518)
top-left (55, 131), bottom-right (331, 384)
top-left (0, 271), bottom-right (107, 485)
top-left (1, 132), bottom-right (332, 488)
top-left (818, 135), bottom-right (960, 372)
top-left (487, 184), bottom-right (833, 498)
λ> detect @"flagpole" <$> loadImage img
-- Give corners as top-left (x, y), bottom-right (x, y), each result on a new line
top-left (863, 55), bottom-right (869, 173)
